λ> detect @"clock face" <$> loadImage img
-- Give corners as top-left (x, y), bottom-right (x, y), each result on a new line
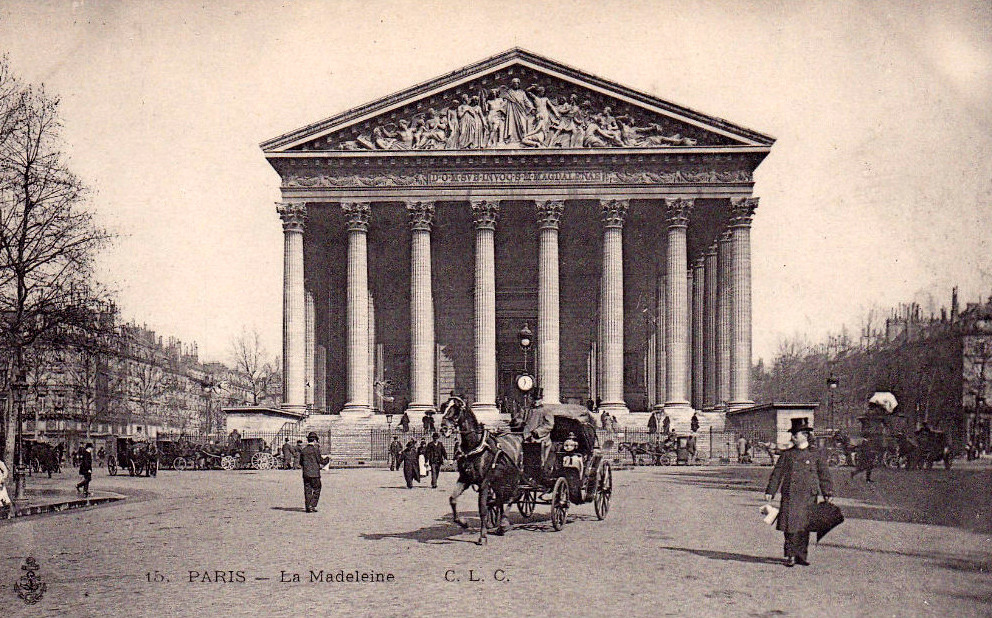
top-left (516, 374), bottom-right (534, 392)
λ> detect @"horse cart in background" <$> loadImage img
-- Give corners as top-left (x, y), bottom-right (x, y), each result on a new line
top-left (105, 436), bottom-right (158, 477)
top-left (221, 437), bottom-right (275, 470)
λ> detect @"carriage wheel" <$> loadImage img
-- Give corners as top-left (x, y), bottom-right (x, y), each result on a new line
top-left (221, 456), bottom-right (237, 471)
top-left (173, 457), bottom-right (188, 471)
top-left (594, 462), bottom-right (612, 520)
top-left (827, 452), bottom-right (844, 468)
top-left (251, 452), bottom-right (273, 470)
top-left (551, 477), bottom-right (569, 531)
top-left (107, 457), bottom-right (117, 476)
top-left (883, 452), bottom-right (901, 469)
top-left (483, 487), bottom-right (503, 531)
top-left (517, 489), bottom-right (537, 518)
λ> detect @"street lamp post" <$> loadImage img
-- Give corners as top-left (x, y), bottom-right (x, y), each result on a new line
top-left (827, 374), bottom-right (838, 430)
top-left (12, 370), bottom-right (28, 500)
top-left (517, 323), bottom-right (535, 410)
top-left (35, 383), bottom-right (48, 440)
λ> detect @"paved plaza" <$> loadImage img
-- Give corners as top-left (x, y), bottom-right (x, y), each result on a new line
top-left (1, 463), bottom-right (990, 617)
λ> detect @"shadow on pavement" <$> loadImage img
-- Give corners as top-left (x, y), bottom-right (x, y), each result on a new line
top-left (271, 506), bottom-right (308, 513)
top-left (360, 518), bottom-right (483, 545)
top-left (660, 545), bottom-right (783, 565)
top-left (820, 542), bottom-right (992, 573)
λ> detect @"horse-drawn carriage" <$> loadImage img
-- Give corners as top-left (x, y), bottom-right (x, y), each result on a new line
top-left (620, 432), bottom-right (707, 466)
top-left (858, 392), bottom-right (954, 470)
top-left (105, 436), bottom-right (158, 477)
top-left (441, 399), bottom-right (612, 544)
top-left (219, 437), bottom-right (276, 470)
top-left (24, 439), bottom-right (60, 477)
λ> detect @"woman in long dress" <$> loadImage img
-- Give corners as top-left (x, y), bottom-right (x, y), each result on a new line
top-left (417, 439), bottom-right (428, 478)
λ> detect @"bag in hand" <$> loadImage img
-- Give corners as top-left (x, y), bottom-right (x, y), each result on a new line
top-left (807, 501), bottom-right (844, 542)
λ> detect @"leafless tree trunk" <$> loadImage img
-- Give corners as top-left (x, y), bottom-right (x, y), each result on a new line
top-left (0, 56), bottom-right (112, 475)
top-left (229, 327), bottom-right (275, 405)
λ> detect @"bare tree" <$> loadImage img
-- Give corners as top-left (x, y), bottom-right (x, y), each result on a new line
top-left (0, 57), bottom-right (112, 471)
top-left (229, 327), bottom-right (275, 405)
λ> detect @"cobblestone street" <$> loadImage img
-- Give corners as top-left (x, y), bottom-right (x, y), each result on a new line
top-left (2, 464), bottom-right (990, 617)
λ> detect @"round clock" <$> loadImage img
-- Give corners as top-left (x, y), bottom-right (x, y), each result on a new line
top-left (516, 374), bottom-right (535, 392)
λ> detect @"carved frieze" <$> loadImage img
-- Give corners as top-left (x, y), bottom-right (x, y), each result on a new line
top-left (300, 67), bottom-right (735, 152)
top-left (281, 167), bottom-right (752, 189)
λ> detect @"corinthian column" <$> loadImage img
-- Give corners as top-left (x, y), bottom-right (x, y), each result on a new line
top-left (664, 198), bottom-right (693, 420)
top-left (692, 256), bottom-right (705, 409)
top-left (472, 200), bottom-right (500, 423)
top-left (703, 243), bottom-right (718, 409)
top-left (729, 197), bottom-right (758, 409)
top-left (305, 290), bottom-right (315, 413)
top-left (600, 199), bottom-right (628, 415)
top-left (407, 200), bottom-right (436, 415)
top-left (277, 202), bottom-right (307, 415)
top-left (717, 229), bottom-right (732, 408)
top-left (537, 199), bottom-right (564, 405)
top-left (653, 274), bottom-right (667, 411)
top-left (342, 201), bottom-right (372, 416)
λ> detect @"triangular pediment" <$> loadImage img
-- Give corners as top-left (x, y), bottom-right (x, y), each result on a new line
top-left (262, 49), bottom-right (773, 153)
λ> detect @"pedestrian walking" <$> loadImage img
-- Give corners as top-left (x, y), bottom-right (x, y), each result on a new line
top-left (425, 433), bottom-right (447, 488)
top-left (417, 439), bottom-right (428, 478)
top-left (764, 419), bottom-right (833, 567)
top-left (398, 410), bottom-right (411, 433)
top-left (851, 436), bottom-right (878, 482)
top-left (690, 412), bottom-right (700, 433)
top-left (737, 436), bottom-right (749, 463)
top-left (293, 440), bottom-right (304, 469)
top-left (647, 412), bottom-right (658, 434)
top-left (300, 432), bottom-right (330, 513)
top-left (281, 438), bottom-right (294, 469)
top-left (422, 411), bottom-right (436, 434)
top-left (388, 436), bottom-right (403, 471)
top-left (401, 439), bottom-right (421, 488)
top-left (76, 443), bottom-right (93, 497)
top-left (662, 414), bottom-right (671, 434)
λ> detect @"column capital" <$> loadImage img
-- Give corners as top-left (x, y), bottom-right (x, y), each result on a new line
top-left (705, 242), bottom-right (719, 257)
top-left (729, 197), bottom-right (759, 228)
top-left (718, 228), bottom-right (733, 244)
top-left (600, 198), bottom-right (629, 228)
top-left (471, 199), bottom-right (500, 230)
top-left (276, 202), bottom-right (307, 232)
top-left (405, 200), bottom-right (435, 232)
top-left (536, 199), bottom-right (565, 230)
top-left (664, 198), bottom-right (693, 228)
top-left (342, 201), bottom-right (371, 232)
top-left (692, 255), bottom-right (706, 270)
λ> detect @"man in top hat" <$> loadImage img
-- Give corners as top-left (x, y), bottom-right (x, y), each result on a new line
top-left (300, 432), bottom-right (330, 513)
top-left (764, 418), bottom-right (833, 567)
top-left (76, 443), bottom-right (94, 497)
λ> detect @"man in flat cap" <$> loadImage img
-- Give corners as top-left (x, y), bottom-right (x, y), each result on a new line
top-left (764, 418), bottom-right (833, 567)
top-left (300, 432), bottom-right (330, 513)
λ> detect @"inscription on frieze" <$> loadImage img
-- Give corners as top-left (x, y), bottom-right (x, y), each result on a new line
top-left (427, 170), bottom-right (603, 185)
top-left (281, 168), bottom-right (751, 189)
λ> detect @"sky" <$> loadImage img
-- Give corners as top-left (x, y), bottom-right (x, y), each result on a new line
top-left (0, 0), bottom-right (990, 365)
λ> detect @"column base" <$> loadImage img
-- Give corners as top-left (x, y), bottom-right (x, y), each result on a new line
top-left (340, 403), bottom-right (372, 417)
top-left (471, 403), bottom-right (502, 428)
top-left (728, 400), bottom-right (754, 412)
top-left (281, 403), bottom-right (307, 416)
top-left (406, 403), bottom-right (437, 415)
top-left (663, 402), bottom-right (696, 432)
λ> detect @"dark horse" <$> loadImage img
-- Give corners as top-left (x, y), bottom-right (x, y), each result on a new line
top-left (439, 397), bottom-right (521, 545)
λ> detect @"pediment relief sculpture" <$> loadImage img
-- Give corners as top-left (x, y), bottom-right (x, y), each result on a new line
top-left (301, 69), bottom-right (738, 152)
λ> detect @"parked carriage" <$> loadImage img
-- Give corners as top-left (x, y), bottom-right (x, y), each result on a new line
top-left (504, 407), bottom-right (612, 531)
top-left (105, 436), bottom-right (158, 476)
top-left (220, 437), bottom-right (276, 470)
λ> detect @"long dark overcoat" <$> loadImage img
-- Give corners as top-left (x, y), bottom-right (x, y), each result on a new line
top-left (402, 443), bottom-right (421, 483)
top-left (765, 446), bottom-right (833, 533)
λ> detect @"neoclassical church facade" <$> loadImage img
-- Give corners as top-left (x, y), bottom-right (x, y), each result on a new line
top-left (261, 49), bottom-right (773, 429)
